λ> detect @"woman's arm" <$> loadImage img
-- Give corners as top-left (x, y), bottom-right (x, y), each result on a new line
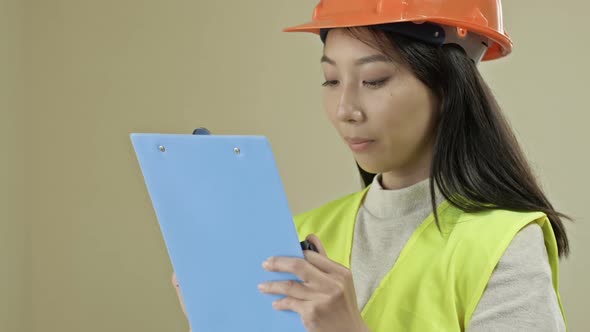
top-left (468, 223), bottom-right (565, 332)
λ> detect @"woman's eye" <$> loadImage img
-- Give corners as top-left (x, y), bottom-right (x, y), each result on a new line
top-left (322, 80), bottom-right (339, 87)
top-left (363, 77), bottom-right (390, 89)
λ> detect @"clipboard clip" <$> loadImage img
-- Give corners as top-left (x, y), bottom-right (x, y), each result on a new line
top-left (192, 127), bottom-right (211, 135)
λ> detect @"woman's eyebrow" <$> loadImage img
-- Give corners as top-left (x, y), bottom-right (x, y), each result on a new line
top-left (320, 54), bottom-right (391, 66)
top-left (320, 55), bottom-right (336, 65)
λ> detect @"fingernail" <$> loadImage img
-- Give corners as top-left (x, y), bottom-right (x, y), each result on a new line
top-left (257, 283), bottom-right (267, 291)
top-left (262, 259), bottom-right (271, 270)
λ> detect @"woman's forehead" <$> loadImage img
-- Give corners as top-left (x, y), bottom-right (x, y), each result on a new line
top-left (323, 29), bottom-right (381, 56)
top-left (322, 29), bottom-right (399, 65)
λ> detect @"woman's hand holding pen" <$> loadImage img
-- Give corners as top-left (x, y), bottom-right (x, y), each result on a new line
top-left (172, 234), bottom-right (370, 332)
top-left (257, 234), bottom-right (370, 332)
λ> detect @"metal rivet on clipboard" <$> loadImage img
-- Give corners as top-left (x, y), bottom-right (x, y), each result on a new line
top-left (158, 146), bottom-right (166, 152)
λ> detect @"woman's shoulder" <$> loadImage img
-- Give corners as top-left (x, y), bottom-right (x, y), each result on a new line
top-left (295, 191), bottom-right (363, 219)
top-left (440, 206), bottom-right (550, 245)
top-left (443, 205), bottom-right (548, 233)
top-left (445, 208), bottom-right (548, 249)
top-left (453, 206), bottom-right (547, 223)
top-left (440, 207), bottom-right (556, 279)
top-left (293, 188), bottom-right (368, 228)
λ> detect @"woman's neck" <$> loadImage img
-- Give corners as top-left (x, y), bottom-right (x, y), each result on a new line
top-left (379, 146), bottom-right (433, 190)
top-left (380, 168), bottom-right (430, 190)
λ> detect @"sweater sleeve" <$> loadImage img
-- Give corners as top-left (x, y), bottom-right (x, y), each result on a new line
top-left (467, 223), bottom-right (566, 332)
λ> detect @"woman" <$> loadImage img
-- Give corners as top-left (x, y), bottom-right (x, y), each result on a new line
top-left (174, 0), bottom-right (569, 331)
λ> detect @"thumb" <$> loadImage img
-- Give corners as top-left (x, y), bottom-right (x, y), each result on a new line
top-left (306, 233), bottom-right (327, 257)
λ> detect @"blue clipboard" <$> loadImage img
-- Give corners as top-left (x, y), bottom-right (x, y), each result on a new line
top-left (130, 132), bottom-right (307, 332)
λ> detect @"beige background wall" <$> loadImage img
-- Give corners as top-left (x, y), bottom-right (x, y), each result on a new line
top-left (2, 0), bottom-right (587, 331)
top-left (0, 0), bottom-right (29, 331)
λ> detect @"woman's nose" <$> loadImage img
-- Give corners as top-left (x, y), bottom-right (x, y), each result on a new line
top-left (336, 87), bottom-right (365, 123)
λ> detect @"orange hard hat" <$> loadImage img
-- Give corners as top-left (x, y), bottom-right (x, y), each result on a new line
top-left (283, 0), bottom-right (512, 61)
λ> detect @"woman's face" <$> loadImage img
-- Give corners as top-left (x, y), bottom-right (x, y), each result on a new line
top-left (321, 29), bottom-right (439, 176)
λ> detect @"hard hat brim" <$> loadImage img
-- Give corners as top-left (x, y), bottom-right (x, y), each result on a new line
top-left (283, 18), bottom-right (512, 61)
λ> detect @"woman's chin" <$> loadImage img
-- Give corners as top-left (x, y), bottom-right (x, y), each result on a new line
top-left (355, 159), bottom-right (387, 175)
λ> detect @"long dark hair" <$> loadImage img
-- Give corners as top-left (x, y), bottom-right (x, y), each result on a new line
top-left (346, 27), bottom-right (570, 257)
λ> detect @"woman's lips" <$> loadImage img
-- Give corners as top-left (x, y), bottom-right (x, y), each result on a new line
top-left (345, 138), bottom-right (375, 152)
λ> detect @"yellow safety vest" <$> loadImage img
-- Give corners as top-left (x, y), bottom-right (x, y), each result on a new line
top-left (294, 187), bottom-right (566, 331)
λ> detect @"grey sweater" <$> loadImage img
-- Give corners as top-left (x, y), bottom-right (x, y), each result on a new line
top-left (351, 175), bottom-right (565, 331)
